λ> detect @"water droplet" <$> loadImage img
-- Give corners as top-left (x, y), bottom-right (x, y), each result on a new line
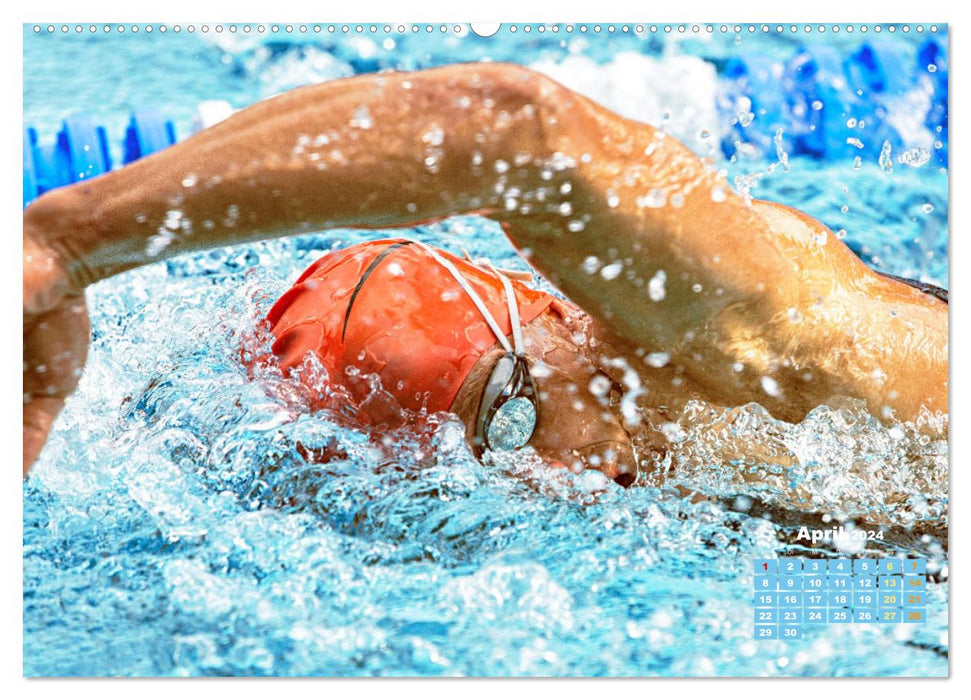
top-left (568, 220), bottom-right (586, 233)
top-left (760, 375), bottom-right (782, 398)
top-left (588, 375), bottom-right (611, 398)
top-left (879, 140), bottom-right (894, 172)
top-left (711, 187), bottom-right (727, 203)
top-left (645, 352), bottom-right (670, 368)
top-left (182, 174), bottom-right (198, 188)
top-left (600, 261), bottom-right (622, 280)
top-left (607, 192), bottom-right (620, 208)
top-left (422, 126), bottom-right (444, 147)
top-left (636, 189), bottom-right (667, 208)
top-left (922, 203), bottom-right (935, 214)
top-left (898, 148), bottom-right (930, 168)
top-left (494, 159), bottom-right (509, 174)
top-left (648, 270), bottom-right (667, 301)
top-left (350, 105), bottom-right (373, 129)
top-left (846, 118), bottom-right (858, 128)
top-left (660, 422), bottom-right (685, 442)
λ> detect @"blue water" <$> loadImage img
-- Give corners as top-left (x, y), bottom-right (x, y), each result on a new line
top-left (23, 25), bottom-right (948, 676)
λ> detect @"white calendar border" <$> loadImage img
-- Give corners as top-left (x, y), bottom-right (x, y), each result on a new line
top-left (3, 0), bottom-right (961, 693)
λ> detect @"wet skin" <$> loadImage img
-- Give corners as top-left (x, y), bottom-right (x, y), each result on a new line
top-left (23, 63), bottom-right (947, 477)
top-left (450, 306), bottom-right (642, 486)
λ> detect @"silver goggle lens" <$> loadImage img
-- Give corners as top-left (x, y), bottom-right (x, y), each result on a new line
top-left (486, 396), bottom-right (537, 451)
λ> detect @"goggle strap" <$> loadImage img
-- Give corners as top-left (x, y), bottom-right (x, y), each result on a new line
top-left (416, 242), bottom-right (514, 355)
top-left (487, 262), bottom-right (525, 357)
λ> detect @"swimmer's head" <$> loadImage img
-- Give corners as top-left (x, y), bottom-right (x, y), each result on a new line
top-left (266, 239), bottom-right (638, 486)
top-left (449, 310), bottom-right (639, 486)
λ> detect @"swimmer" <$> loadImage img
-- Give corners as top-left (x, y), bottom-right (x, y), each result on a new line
top-left (23, 63), bottom-right (948, 481)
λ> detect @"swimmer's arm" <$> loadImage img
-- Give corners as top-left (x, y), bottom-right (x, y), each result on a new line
top-left (23, 63), bottom-right (562, 289)
top-left (23, 61), bottom-right (945, 458)
top-left (487, 92), bottom-right (947, 425)
top-left (21, 62), bottom-right (567, 474)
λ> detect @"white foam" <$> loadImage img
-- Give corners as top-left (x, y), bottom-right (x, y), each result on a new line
top-left (530, 52), bottom-right (725, 157)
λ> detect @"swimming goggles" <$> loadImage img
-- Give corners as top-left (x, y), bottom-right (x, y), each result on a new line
top-left (417, 244), bottom-right (538, 454)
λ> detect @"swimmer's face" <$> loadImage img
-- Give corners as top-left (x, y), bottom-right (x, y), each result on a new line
top-left (450, 309), bottom-right (639, 487)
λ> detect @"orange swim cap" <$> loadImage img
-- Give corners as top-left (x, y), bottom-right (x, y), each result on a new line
top-left (266, 239), bottom-right (555, 417)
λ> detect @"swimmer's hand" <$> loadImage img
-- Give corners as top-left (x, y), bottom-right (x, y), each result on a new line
top-left (23, 226), bottom-right (90, 477)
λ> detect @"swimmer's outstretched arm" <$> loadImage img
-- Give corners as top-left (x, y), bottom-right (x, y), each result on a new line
top-left (24, 62), bottom-right (946, 472)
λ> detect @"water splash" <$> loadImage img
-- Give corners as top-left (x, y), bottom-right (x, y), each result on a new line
top-left (25, 220), bottom-right (948, 676)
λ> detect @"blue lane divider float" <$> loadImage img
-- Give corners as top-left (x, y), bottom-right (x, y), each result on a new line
top-left (720, 38), bottom-right (948, 165)
top-left (124, 110), bottom-right (177, 164)
top-left (24, 39), bottom-right (947, 209)
top-left (24, 113), bottom-right (119, 207)
top-left (785, 44), bottom-right (860, 159)
top-left (24, 101), bottom-right (236, 208)
top-left (918, 40), bottom-right (948, 165)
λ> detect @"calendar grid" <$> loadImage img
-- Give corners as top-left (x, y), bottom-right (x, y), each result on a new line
top-left (753, 558), bottom-right (927, 639)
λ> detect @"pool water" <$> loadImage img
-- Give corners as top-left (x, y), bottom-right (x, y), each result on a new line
top-left (23, 25), bottom-right (948, 676)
